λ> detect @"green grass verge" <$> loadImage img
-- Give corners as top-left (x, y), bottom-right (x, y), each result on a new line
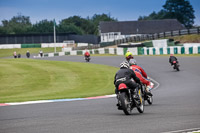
top-left (0, 47), bottom-right (62, 58)
top-left (0, 59), bottom-right (118, 103)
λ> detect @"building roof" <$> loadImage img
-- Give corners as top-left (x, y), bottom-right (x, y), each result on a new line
top-left (99, 19), bottom-right (185, 34)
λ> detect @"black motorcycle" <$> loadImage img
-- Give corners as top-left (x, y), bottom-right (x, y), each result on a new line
top-left (172, 61), bottom-right (180, 71)
top-left (85, 56), bottom-right (90, 62)
top-left (117, 83), bottom-right (144, 115)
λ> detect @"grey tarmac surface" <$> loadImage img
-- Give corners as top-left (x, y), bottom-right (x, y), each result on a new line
top-left (0, 55), bottom-right (200, 133)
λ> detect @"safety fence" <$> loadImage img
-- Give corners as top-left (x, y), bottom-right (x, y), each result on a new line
top-left (112, 27), bottom-right (200, 45)
top-left (0, 33), bottom-right (100, 44)
top-left (38, 46), bottom-right (200, 58)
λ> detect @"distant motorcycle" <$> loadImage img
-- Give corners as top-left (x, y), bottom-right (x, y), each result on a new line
top-left (85, 56), bottom-right (90, 62)
top-left (117, 83), bottom-right (144, 115)
top-left (172, 61), bottom-right (180, 71)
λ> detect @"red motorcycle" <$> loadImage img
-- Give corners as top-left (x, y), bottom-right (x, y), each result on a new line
top-left (117, 83), bottom-right (144, 115)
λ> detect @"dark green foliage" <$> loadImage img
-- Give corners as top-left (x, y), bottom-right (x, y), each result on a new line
top-left (0, 14), bottom-right (32, 34)
top-left (30, 19), bottom-right (54, 33)
top-left (58, 23), bottom-right (84, 35)
top-left (91, 13), bottom-right (117, 35)
top-left (60, 16), bottom-right (93, 34)
top-left (163, 0), bottom-right (195, 28)
top-left (138, 0), bottom-right (195, 28)
top-left (0, 13), bottom-right (116, 35)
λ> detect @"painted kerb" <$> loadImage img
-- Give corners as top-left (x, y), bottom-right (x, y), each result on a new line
top-left (40, 46), bottom-right (199, 58)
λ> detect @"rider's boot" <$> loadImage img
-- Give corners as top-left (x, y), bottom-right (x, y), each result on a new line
top-left (146, 86), bottom-right (153, 96)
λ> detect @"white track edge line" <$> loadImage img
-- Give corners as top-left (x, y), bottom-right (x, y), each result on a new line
top-left (161, 127), bottom-right (200, 133)
top-left (149, 77), bottom-right (160, 90)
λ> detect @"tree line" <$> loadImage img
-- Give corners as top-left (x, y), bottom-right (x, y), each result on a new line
top-left (0, 0), bottom-right (196, 35)
top-left (0, 13), bottom-right (116, 35)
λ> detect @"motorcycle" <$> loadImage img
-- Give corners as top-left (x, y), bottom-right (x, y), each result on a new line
top-left (117, 83), bottom-right (144, 115)
top-left (141, 83), bottom-right (153, 105)
top-left (172, 61), bottom-right (180, 71)
top-left (85, 56), bottom-right (90, 62)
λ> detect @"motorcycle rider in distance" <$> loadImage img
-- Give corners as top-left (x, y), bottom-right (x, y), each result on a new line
top-left (26, 51), bottom-right (30, 58)
top-left (114, 61), bottom-right (141, 109)
top-left (125, 51), bottom-right (134, 62)
top-left (84, 49), bottom-right (90, 59)
top-left (129, 59), bottom-right (152, 95)
top-left (169, 54), bottom-right (179, 68)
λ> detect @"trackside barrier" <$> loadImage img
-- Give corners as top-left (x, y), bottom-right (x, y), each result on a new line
top-left (142, 46), bottom-right (200, 55)
top-left (38, 46), bottom-right (200, 58)
top-left (0, 44), bottom-right (21, 49)
top-left (0, 43), bottom-right (199, 56)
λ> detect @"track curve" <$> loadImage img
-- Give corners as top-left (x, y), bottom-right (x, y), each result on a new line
top-left (0, 55), bottom-right (200, 133)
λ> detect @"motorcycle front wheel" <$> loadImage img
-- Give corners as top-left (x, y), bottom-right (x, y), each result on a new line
top-left (176, 66), bottom-right (180, 71)
top-left (119, 92), bottom-right (132, 115)
top-left (147, 95), bottom-right (153, 105)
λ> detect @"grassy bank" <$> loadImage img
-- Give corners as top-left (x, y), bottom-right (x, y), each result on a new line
top-left (172, 34), bottom-right (200, 43)
top-left (0, 59), bottom-right (118, 103)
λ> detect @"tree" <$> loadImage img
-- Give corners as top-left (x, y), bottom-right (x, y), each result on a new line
top-left (138, 0), bottom-right (195, 28)
top-left (163, 0), bottom-right (195, 28)
top-left (0, 14), bottom-right (32, 34)
top-left (57, 23), bottom-right (84, 35)
top-left (0, 13), bottom-right (118, 35)
top-left (91, 13), bottom-right (117, 35)
top-left (138, 10), bottom-right (168, 20)
top-left (30, 19), bottom-right (54, 33)
top-left (60, 16), bottom-right (95, 35)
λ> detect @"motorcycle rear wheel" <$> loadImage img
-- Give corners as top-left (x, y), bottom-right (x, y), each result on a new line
top-left (174, 64), bottom-right (180, 71)
top-left (119, 92), bottom-right (132, 115)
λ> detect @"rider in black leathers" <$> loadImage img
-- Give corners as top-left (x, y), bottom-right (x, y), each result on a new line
top-left (114, 61), bottom-right (141, 109)
top-left (114, 61), bottom-right (141, 94)
top-left (169, 54), bottom-right (178, 65)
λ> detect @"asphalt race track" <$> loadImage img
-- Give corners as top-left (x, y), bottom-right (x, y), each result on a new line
top-left (0, 55), bottom-right (200, 133)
